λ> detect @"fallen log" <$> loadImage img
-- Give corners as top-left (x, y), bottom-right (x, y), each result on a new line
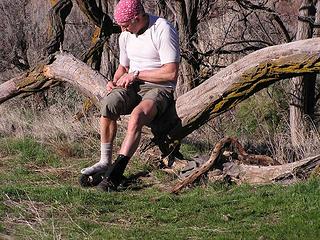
top-left (223, 154), bottom-right (320, 184)
top-left (171, 137), bottom-right (320, 193)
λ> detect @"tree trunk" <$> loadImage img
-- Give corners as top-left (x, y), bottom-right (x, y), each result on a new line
top-left (289, 0), bottom-right (316, 147)
top-left (170, 38), bottom-right (320, 141)
top-left (315, 1), bottom-right (320, 38)
top-left (171, 0), bottom-right (201, 96)
top-left (75, 0), bottom-right (120, 70)
top-left (1, 38), bottom-right (320, 153)
top-left (44, 0), bottom-right (73, 56)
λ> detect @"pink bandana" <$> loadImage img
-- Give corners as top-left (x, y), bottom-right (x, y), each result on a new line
top-left (114, 0), bottom-right (144, 24)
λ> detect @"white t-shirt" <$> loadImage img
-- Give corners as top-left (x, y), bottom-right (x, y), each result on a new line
top-left (119, 14), bottom-right (180, 88)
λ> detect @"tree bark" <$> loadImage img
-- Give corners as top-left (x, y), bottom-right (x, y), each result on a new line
top-left (0, 58), bottom-right (59, 104)
top-left (170, 0), bottom-right (202, 96)
top-left (315, 1), bottom-right (320, 38)
top-left (289, 0), bottom-right (316, 147)
top-left (44, 0), bottom-right (73, 56)
top-left (43, 53), bottom-right (107, 105)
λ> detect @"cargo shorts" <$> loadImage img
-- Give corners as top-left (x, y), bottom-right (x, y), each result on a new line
top-left (100, 83), bottom-right (174, 120)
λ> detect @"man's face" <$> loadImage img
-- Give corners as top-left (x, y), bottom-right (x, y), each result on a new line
top-left (118, 16), bottom-right (139, 34)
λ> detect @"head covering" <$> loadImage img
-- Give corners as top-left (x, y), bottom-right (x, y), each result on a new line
top-left (114, 0), bottom-right (144, 24)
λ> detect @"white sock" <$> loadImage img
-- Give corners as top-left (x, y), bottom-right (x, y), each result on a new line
top-left (100, 143), bottom-right (112, 165)
top-left (81, 143), bottom-right (112, 175)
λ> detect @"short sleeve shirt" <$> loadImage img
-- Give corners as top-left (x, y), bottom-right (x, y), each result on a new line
top-left (119, 15), bottom-right (180, 88)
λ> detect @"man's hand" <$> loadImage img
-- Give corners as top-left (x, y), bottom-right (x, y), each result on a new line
top-left (115, 73), bottom-right (135, 88)
top-left (106, 81), bottom-right (116, 92)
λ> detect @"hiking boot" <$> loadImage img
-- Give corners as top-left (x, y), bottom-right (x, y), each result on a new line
top-left (96, 178), bottom-right (118, 192)
top-left (79, 169), bottom-right (106, 187)
top-left (96, 155), bottom-right (129, 192)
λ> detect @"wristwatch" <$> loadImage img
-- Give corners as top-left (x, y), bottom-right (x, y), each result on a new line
top-left (133, 70), bottom-right (140, 80)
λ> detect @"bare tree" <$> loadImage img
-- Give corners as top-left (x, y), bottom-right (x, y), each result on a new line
top-left (1, 0), bottom-right (319, 148)
top-left (0, 0), bottom-right (319, 186)
top-left (167, 0), bottom-right (298, 96)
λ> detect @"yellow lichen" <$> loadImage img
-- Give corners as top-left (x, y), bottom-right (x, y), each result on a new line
top-left (50, 0), bottom-right (58, 6)
top-left (83, 98), bottom-right (94, 112)
top-left (16, 65), bottom-right (47, 91)
top-left (91, 27), bottom-right (101, 45)
top-left (206, 53), bottom-right (320, 118)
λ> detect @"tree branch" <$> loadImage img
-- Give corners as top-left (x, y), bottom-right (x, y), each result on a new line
top-left (170, 38), bottom-right (320, 141)
top-left (44, 0), bottom-right (73, 56)
top-left (171, 137), bottom-right (320, 193)
top-left (236, 0), bottom-right (292, 42)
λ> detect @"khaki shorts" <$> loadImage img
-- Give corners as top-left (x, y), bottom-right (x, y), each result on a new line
top-left (100, 83), bottom-right (174, 120)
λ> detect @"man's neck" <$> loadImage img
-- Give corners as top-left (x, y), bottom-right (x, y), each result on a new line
top-left (136, 14), bottom-right (149, 35)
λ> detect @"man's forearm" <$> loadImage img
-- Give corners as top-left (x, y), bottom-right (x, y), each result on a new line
top-left (137, 63), bottom-right (179, 83)
top-left (113, 65), bottom-right (128, 83)
top-left (113, 63), bottom-right (179, 88)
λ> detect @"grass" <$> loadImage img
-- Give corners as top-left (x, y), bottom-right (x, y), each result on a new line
top-left (0, 137), bottom-right (320, 239)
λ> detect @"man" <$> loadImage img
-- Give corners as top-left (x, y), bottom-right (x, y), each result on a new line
top-left (81, 0), bottom-right (180, 191)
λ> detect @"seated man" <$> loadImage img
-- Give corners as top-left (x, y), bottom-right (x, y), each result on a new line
top-left (81, 0), bottom-right (180, 191)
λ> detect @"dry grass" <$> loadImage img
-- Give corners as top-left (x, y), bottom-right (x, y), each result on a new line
top-left (0, 102), bottom-right (96, 140)
top-left (267, 122), bottom-right (320, 164)
top-left (0, 86), bottom-right (319, 165)
top-left (0, 92), bottom-right (101, 158)
top-left (3, 193), bottom-right (57, 239)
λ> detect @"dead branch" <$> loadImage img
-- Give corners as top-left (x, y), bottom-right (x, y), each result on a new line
top-left (171, 137), bottom-right (320, 193)
top-left (171, 137), bottom-right (232, 194)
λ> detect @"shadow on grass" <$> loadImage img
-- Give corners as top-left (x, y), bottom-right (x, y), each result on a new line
top-left (119, 170), bottom-right (154, 191)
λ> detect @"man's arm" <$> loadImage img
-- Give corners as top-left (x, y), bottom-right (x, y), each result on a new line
top-left (115, 62), bottom-right (179, 88)
top-left (113, 65), bottom-right (129, 82)
top-left (138, 62), bottom-right (179, 83)
top-left (107, 64), bottom-right (129, 91)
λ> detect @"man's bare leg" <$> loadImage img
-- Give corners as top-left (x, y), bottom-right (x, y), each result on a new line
top-left (119, 99), bottom-right (157, 157)
top-left (81, 116), bottom-right (117, 175)
top-left (96, 100), bottom-right (157, 191)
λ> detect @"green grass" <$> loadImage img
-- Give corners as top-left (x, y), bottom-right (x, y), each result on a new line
top-left (224, 88), bottom-right (286, 138)
top-left (0, 137), bottom-right (61, 167)
top-left (1, 138), bottom-right (320, 239)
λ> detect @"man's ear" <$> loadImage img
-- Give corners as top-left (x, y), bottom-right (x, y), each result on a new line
top-left (132, 17), bottom-right (138, 23)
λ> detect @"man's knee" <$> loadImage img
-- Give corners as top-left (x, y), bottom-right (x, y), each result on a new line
top-left (127, 110), bottom-right (145, 132)
top-left (141, 87), bottom-right (174, 118)
top-left (128, 102), bottom-right (157, 131)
